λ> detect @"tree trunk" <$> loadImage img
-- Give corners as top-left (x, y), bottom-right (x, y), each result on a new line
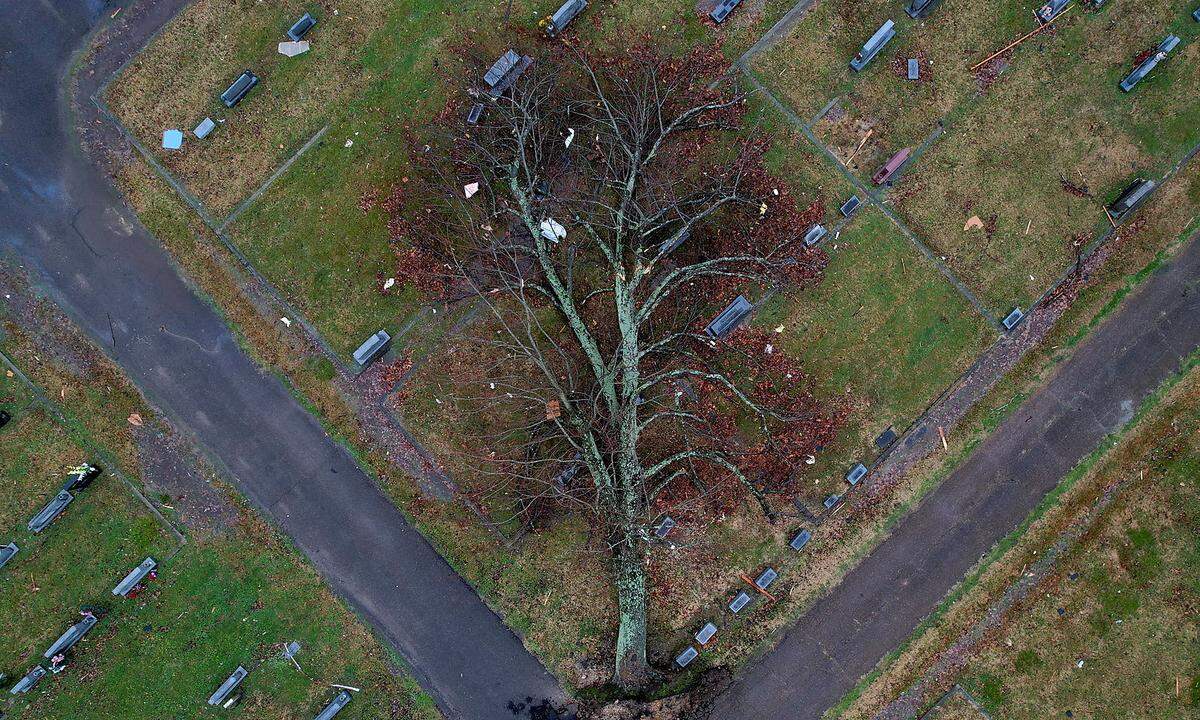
top-left (613, 538), bottom-right (651, 690)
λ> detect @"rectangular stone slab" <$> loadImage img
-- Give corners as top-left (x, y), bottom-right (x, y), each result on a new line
top-left (43, 613), bottom-right (99, 658)
top-left (208, 666), bottom-right (248, 706)
top-left (112, 557), bottom-right (157, 597)
top-left (695, 622), bottom-right (718, 645)
top-left (845, 463), bottom-right (868, 485)
top-left (9, 666), bottom-right (46, 695)
top-left (675, 646), bottom-right (699, 667)
top-left (314, 690), bottom-right (352, 720)
top-left (704, 295), bottom-right (752, 338)
top-left (789, 529), bottom-right (812, 551)
top-left (0, 542), bottom-right (17, 570)
top-left (754, 568), bottom-right (778, 590)
top-left (728, 591), bottom-right (752, 613)
top-left (28, 490), bottom-right (73, 533)
top-left (353, 330), bottom-right (391, 367)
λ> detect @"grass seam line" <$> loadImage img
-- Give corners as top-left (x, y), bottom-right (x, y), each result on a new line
top-left (217, 124), bottom-right (330, 233)
top-left (738, 64), bottom-right (1002, 329)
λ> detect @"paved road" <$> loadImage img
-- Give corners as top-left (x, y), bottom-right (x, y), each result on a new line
top-left (0, 2), bottom-right (565, 718)
top-left (712, 232), bottom-right (1200, 717)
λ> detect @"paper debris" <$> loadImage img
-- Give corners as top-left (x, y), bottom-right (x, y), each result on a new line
top-left (280, 317), bottom-right (292, 327)
top-left (564, 127), bottom-right (575, 148)
top-left (344, 139), bottom-right (353, 148)
top-left (383, 278), bottom-right (395, 290)
top-left (127, 413), bottom-right (143, 427)
top-left (464, 182), bottom-right (479, 198)
top-left (964, 215), bottom-right (984, 231)
top-left (277, 40), bottom-right (311, 57)
top-left (539, 218), bottom-right (567, 243)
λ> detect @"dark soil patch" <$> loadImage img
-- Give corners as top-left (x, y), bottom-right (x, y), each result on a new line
top-left (131, 422), bottom-right (238, 536)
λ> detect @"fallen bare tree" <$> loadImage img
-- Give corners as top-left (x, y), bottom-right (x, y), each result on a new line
top-left (382, 43), bottom-right (842, 690)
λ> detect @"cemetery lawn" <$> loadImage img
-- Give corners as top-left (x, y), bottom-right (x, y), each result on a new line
top-left (0, 350), bottom-right (435, 717)
top-left (105, 0), bottom-right (825, 359)
top-left (951, 364), bottom-right (1200, 719)
top-left (753, 208), bottom-right (993, 500)
top-left (889, 0), bottom-right (1200, 315)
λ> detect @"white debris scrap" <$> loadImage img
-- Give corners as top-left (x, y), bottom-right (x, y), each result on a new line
top-left (277, 40), bottom-right (311, 57)
top-left (464, 182), bottom-right (479, 198)
top-left (383, 278), bottom-right (395, 290)
top-left (280, 317), bottom-right (292, 327)
top-left (539, 218), bottom-right (567, 243)
top-left (564, 127), bottom-right (575, 148)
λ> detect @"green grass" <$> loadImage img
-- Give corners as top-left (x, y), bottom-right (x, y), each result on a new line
top-left (753, 208), bottom-right (993, 498)
top-left (889, 0), bottom-right (1200, 314)
top-left (956, 421), bottom-right (1200, 718)
top-left (0, 351), bottom-right (436, 718)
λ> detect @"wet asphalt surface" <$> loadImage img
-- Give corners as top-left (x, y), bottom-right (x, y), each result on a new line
top-left (0, 2), bottom-right (565, 718)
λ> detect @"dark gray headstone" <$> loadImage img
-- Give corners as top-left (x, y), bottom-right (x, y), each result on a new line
top-left (710, 0), bottom-right (742, 23)
top-left (44, 613), bottom-right (99, 658)
top-left (9, 666), bottom-right (46, 695)
top-left (287, 13), bottom-right (317, 41)
top-left (728, 591), bottom-right (752, 613)
top-left (112, 557), bottom-right (157, 597)
top-left (654, 516), bottom-right (676, 538)
top-left (353, 330), bottom-right (391, 367)
top-left (659, 227), bottom-right (690, 255)
top-left (839, 195), bottom-right (862, 217)
top-left (694, 622), bottom-right (718, 645)
top-left (754, 568), bottom-right (778, 590)
top-left (675, 646), bottom-right (699, 667)
top-left (1194, 7), bottom-right (1200, 21)
top-left (803, 224), bottom-right (827, 248)
top-left (221, 71), bottom-right (259, 108)
top-left (1002, 307), bottom-right (1025, 331)
top-left (704, 295), bottom-right (752, 339)
top-left (484, 50), bottom-right (533, 96)
top-left (466, 103), bottom-right (484, 125)
top-left (208, 666), bottom-right (248, 706)
top-left (1108, 178), bottom-right (1157, 221)
top-left (314, 690), bottom-right (352, 720)
top-left (875, 427), bottom-right (898, 449)
top-left (1120, 35), bottom-right (1180, 92)
top-left (28, 490), bottom-right (73, 533)
top-left (907, 59), bottom-right (919, 80)
top-left (905, 0), bottom-right (942, 18)
top-left (63, 463), bottom-right (101, 492)
top-left (0, 409), bottom-right (10, 429)
top-left (845, 463), bottom-right (868, 485)
top-left (546, 0), bottom-right (588, 36)
top-left (850, 20), bottom-right (896, 72)
top-left (789, 528), bottom-right (812, 551)
top-left (0, 542), bottom-right (17, 570)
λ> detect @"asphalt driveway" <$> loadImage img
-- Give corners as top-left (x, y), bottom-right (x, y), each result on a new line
top-left (0, 2), bottom-right (565, 717)
top-left (710, 232), bottom-right (1200, 718)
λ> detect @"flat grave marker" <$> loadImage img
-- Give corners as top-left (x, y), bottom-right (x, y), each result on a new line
top-left (704, 295), bottom-right (752, 339)
top-left (754, 567), bottom-right (778, 590)
top-left (28, 490), bottom-right (73, 533)
top-left (207, 666), bottom-right (248, 707)
top-left (728, 591), bottom-right (752, 613)
top-left (845, 462), bottom-right (868, 486)
top-left (0, 542), bottom-right (17, 570)
top-left (694, 622), bottom-right (718, 645)
top-left (1002, 307), bottom-right (1025, 331)
top-left (193, 118), bottom-right (216, 139)
top-left (9, 666), bottom-right (46, 695)
top-left (823, 493), bottom-right (842, 510)
top-left (112, 557), bottom-right (157, 597)
top-left (654, 516), bottom-right (676, 538)
top-left (851, 20), bottom-right (896, 72)
top-left (803, 224), bottom-right (828, 248)
top-left (789, 528), bottom-right (812, 551)
top-left (1120, 35), bottom-right (1181, 92)
top-left (314, 690), bottom-right (352, 720)
top-left (840, 195), bottom-right (862, 217)
top-left (675, 646), bottom-right (699, 667)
